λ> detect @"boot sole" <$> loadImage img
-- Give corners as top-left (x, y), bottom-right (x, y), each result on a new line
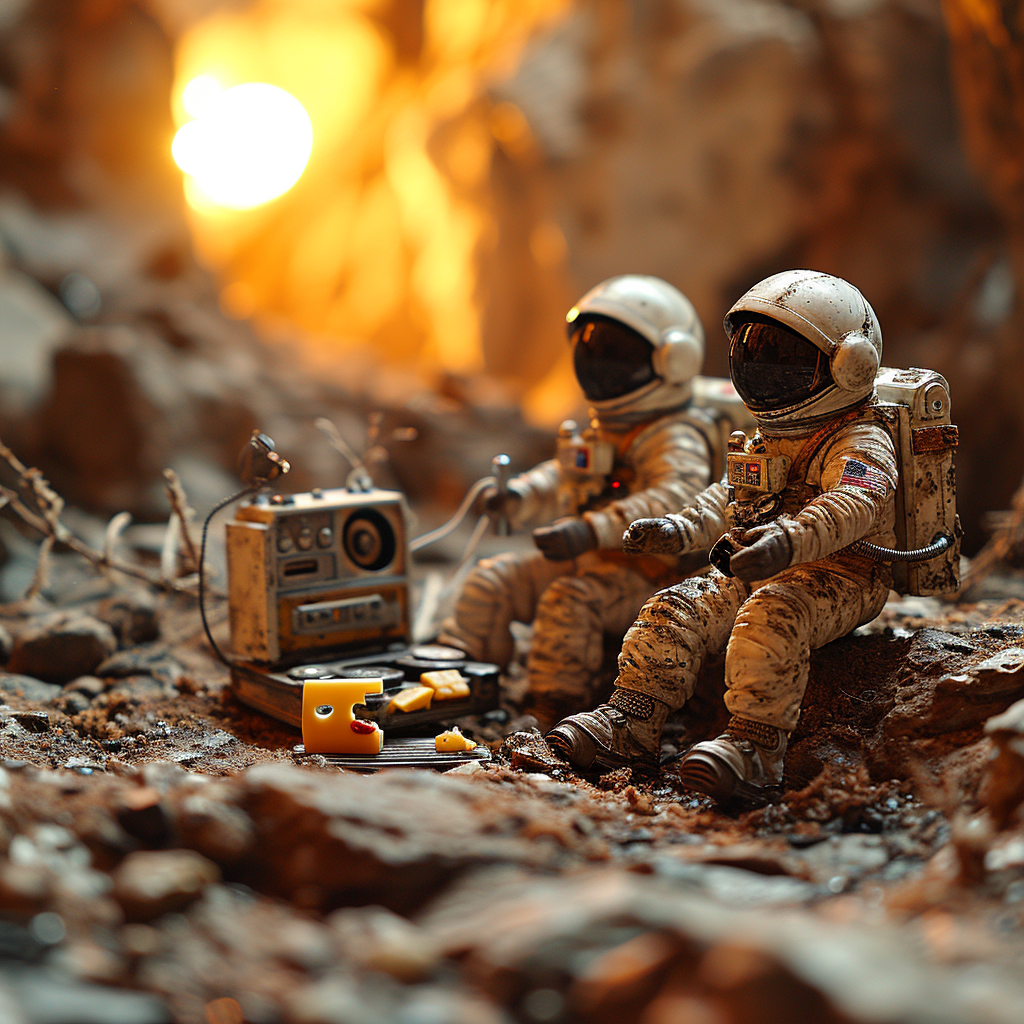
top-left (678, 753), bottom-right (736, 803)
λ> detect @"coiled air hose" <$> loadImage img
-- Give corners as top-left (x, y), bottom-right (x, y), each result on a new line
top-left (849, 533), bottom-right (952, 563)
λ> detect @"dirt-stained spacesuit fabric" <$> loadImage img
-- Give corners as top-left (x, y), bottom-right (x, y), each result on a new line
top-left (438, 411), bottom-right (713, 714)
top-left (617, 410), bottom-right (898, 731)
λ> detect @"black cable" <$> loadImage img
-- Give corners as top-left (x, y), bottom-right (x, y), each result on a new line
top-left (198, 487), bottom-right (256, 668)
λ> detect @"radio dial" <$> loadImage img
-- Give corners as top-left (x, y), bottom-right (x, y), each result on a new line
top-left (277, 533), bottom-right (294, 553)
top-left (297, 527), bottom-right (314, 551)
top-left (317, 527), bottom-right (333, 547)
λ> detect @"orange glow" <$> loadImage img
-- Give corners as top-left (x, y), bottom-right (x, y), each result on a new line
top-left (171, 0), bottom-right (571, 398)
top-left (172, 82), bottom-right (313, 209)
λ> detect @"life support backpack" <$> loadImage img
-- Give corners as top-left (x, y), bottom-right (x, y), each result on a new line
top-left (870, 367), bottom-right (961, 597)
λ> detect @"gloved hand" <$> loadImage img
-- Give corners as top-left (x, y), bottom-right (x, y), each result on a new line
top-left (727, 522), bottom-right (793, 582)
top-left (533, 517), bottom-right (597, 561)
top-left (622, 517), bottom-right (688, 555)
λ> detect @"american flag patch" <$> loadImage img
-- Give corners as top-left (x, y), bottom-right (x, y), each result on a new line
top-left (839, 459), bottom-right (889, 495)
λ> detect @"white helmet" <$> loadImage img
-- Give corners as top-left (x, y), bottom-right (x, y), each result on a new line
top-left (724, 270), bottom-right (881, 430)
top-left (566, 275), bottom-right (704, 418)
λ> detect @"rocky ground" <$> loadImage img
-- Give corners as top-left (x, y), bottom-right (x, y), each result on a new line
top-left (0, 538), bottom-right (1023, 1023)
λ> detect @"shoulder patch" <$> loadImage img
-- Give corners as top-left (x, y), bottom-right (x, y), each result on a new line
top-left (839, 458), bottom-right (889, 495)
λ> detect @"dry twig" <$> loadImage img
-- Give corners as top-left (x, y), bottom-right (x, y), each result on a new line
top-left (0, 439), bottom-right (203, 599)
top-left (959, 474), bottom-right (1024, 600)
top-left (162, 468), bottom-right (200, 576)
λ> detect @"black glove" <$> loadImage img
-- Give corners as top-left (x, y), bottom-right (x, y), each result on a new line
top-left (727, 522), bottom-right (793, 582)
top-left (533, 517), bottom-right (597, 561)
top-left (622, 517), bottom-right (687, 555)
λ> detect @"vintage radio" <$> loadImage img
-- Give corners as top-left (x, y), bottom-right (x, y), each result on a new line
top-left (225, 484), bottom-right (499, 730)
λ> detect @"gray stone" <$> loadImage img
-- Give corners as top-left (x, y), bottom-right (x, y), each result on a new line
top-left (0, 675), bottom-right (61, 703)
top-left (1, 964), bottom-right (171, 1023)
top-left (96, 591), bottom-right (159, 647)
top-left (0, 266), bottom-right (74, 416)
top-left (63, 676), bottom-right (106, 698)
top-left (7, 614), bottom-right (117, 685)
top-left (96, 646), bottom-right (184, 692)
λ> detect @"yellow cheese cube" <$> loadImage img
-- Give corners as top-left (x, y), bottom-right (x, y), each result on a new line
top-left (436, 682), bottom-right (471, 701)
top-left (421, 670), bottom-right (471, 701)
top-left (301, 678), bottom-right (383, 755)
top-left (435, 727), bottom-right (477, 752)
top-left (421, 669), bottom-right (465, 691)
top-left (387, 685), bottom-right (434, 713)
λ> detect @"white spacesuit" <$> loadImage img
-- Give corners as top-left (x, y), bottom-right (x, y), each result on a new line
top-left (438, 276), bottom-right (717, 727)
top-left (547, 270), bottom-right (899, 802)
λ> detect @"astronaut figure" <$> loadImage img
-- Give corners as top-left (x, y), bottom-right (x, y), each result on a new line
top-left (547, 270), bottom-right (898, 802)
top-left (438, 276), bottom-right (717, 728)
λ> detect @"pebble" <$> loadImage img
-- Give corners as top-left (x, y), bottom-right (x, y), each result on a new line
top-left (111, 850), bottom-right (221, 922)
top-left (64, 676), bottom-right (106, 698)
top-left (96, 591), bottom-right (159, 647)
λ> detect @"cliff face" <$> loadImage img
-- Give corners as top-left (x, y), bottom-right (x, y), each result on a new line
top-left (0, 0), bottom-right (1020, 538)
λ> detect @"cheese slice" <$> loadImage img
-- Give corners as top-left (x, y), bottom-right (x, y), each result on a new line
top-left (421, 669), bottom-right (471, 701)
top-left (387, 685), bottom-right (434, 713)
top-left (435, 727), bottom-right (478, 752)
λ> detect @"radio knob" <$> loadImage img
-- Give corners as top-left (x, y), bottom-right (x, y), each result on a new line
top-left (277, 532), bottom-right (294, 553)
top-left (297, 527), bottom-right (314, 551)
top-left (317, 526), bottom-right (333, 548)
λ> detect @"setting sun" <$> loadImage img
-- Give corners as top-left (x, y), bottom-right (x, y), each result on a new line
top-left (171, 81), bottom-right (313, 210)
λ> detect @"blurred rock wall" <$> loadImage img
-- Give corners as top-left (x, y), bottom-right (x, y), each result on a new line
top-left (0, 0), bottom-right (1020, 551)
top-left (485, 0), bottom-right (1016, 547)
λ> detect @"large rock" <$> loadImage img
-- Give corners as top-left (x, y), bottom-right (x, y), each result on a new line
top-left (885, 631), bottom-right (1024, 737)
top-left (979, 699), bottom-right (1024, 828)
top-left (0, 267), bottom-right (74, 418)
top-left (237, 762), bottom-right (599, 912)
top-left (7, 613), bottom-right (117, 685)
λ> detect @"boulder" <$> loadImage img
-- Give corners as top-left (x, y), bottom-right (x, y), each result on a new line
top-left (7, 614), bottom-right (117, 685)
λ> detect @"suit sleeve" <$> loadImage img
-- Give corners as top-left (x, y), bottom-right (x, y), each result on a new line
top-left (659, 479), bottom-right (731, 553)
top-left (507, 460), bottom-right (561, 529)
top-left (777, 420), bottom-right (898, 565)
top-left (584, 420), bottom-right (712, 549)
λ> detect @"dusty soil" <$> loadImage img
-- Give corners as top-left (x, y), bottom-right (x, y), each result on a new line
top-left (1, 572), bottom-right (1024, 1023)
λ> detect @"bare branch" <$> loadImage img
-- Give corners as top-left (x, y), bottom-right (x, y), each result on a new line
top-left (0, 441), bottom-right (204, 597)
top-left (162, 469), bottom-right (200, 575)
top-left (23, 535), bottom-right (54, 602)
top-left (959, 474), bottom-right (1024, 600)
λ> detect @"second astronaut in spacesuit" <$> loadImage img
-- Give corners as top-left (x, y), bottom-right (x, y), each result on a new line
top-left (439, 276), bottom-right (721, 727)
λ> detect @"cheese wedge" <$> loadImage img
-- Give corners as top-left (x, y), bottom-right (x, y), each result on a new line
top-left (387, 685), bottom-right (434, 713)
top-left (435, 727), bottom-right (478, 752)
top-left (301, 678), bottom-right (384, 755)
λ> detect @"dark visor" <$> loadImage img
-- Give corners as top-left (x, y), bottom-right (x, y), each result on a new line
top-left (571, 316), bottom-right (656, 402)
top-left (729, 317), bottom-right (832, 411)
